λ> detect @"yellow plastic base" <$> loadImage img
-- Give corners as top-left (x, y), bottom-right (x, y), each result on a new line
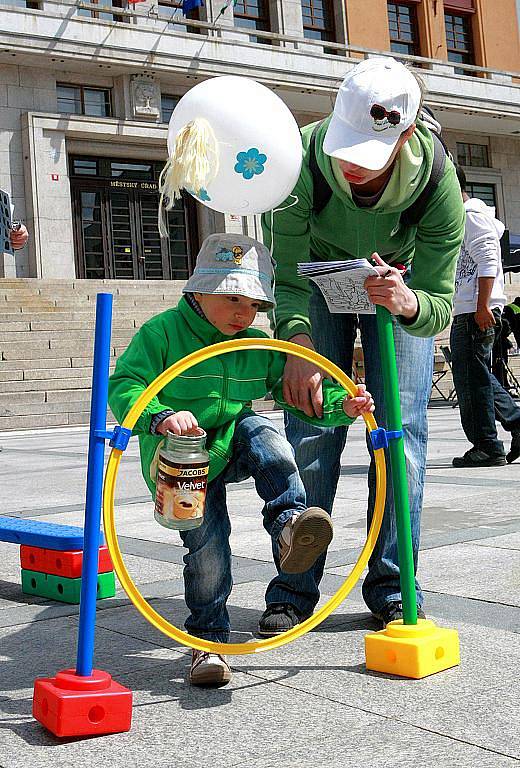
top-left (365, 619), bottom-right (460, 679)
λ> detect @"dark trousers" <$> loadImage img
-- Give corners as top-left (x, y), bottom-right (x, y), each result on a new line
top-left (450, 310), bottom-right (520, 456)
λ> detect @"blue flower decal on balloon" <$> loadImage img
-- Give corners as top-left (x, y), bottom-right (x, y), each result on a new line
top-left (234, 148), bottom-right (267, 180)
top-left (187, 187), bottom-right (211, 202)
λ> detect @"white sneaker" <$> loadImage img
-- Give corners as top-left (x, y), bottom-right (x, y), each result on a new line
top-left (189, 649), bottom-right (232, 687)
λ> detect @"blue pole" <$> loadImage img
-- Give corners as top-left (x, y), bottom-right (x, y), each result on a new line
top-left (76, 293), bottom-right (113, 677)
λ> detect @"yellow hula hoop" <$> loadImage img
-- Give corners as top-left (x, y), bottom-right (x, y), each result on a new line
top-left (103, 338), bottom-right (386, 655)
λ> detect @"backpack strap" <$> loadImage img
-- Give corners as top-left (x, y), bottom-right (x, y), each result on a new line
top-left (400, 132), bottom-right (447, 227)
top-left (309, 121), bottom-right (333, 216)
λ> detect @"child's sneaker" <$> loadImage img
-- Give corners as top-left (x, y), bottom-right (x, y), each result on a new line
top-left (278, 507), bottom-right (333, 574)
top-left (189, 649), bottom-right (232, 687)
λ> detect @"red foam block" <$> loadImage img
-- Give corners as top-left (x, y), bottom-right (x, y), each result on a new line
top-left (21, 545), bottom-right (113, 578)
top-left (20, 544), bottom-right (47, 572)
top-left (33, 669), bottom-right (132, 737)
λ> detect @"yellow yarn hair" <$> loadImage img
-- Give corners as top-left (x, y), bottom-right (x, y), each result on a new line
top-left (158, 117), bottom-right (219, 238)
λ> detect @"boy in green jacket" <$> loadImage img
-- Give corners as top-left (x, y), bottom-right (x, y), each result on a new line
top-left (109, 233), bottom-right (374, 688)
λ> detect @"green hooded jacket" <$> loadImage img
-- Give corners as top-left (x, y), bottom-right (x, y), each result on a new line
top-left (108, 297), bottom-right (355, 496)
top-left (262, 117), bottom-right (465, 341)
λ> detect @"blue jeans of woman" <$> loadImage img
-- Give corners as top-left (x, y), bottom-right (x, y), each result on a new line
top-left (180, 412), bottom-right (307, 643)
top-left (265, 285), bottom-right (434, 617)
top-left (450, 310), bottom-right (520, 456)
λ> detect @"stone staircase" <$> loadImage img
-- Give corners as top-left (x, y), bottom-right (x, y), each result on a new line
top-left (0, 279), bottom-right (271, 431)
top-left (2, 279), bottom-right (519, 431)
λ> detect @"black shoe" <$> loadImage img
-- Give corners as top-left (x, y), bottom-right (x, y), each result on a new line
top-left (452, 448), bottom-right (506, 468)
top-left (507, 431), bottom-right (520, 464)
top-left (258, 603), bottom-right (312, 637)
top-left (376, 601), bottom-right (426, 628)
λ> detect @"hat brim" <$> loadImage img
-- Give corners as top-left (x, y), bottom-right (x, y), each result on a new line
top-left (182, 278), bottom-right (275, 313)
top-left (323, 114), bottom-right (398, 171)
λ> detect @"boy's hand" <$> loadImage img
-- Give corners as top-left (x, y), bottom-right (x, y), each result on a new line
top-left (156, 411), bottom-right (203, 436)
top-left (343, 385), bottom-right (375, 418)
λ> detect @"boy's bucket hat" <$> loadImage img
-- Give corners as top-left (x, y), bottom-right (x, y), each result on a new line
top-left (323, 57), bottom-right (421, 171)
top-left (183, 233), bottom-right (276, 311)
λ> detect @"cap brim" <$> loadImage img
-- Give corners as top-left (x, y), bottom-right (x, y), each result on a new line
top-left (323, 114), bottom-right (398, 171)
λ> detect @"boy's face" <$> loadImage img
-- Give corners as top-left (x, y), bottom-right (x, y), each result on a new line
top-left (194, 293), bottom-right (260, 335)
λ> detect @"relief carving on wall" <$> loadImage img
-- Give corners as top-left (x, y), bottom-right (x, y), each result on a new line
top-left (131, 74), bottom-right (161, 120)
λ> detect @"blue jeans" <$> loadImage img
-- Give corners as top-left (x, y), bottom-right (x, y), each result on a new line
top-left (179, 412), bottom-right (307, 642)
top-left (265, 285), bottom-right (434, 617)
top-left (450, 311), bottom-right (520, 456)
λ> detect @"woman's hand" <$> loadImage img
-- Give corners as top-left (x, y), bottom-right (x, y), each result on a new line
top-left (156, 411), bottom-right (203, 436)
top-left (284, 334), bottom-right (325, 418)
top-left (343, 384), bottom-right (375, 418)
top-left (364, 252), bottom-right (418, 319)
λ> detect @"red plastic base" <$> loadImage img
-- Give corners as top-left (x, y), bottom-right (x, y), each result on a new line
top-left (21, 545), bottom-right (113, 578)
top-left (33, 669), bottom-right (132, 737)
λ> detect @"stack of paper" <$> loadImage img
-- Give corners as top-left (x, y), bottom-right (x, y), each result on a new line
top-left (297, 258), bottom-right (380, 314)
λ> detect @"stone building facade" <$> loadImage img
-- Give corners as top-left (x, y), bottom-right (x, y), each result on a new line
top-left (0, 0), bottom-right (519, 283)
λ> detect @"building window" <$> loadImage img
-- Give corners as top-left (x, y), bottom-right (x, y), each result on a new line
top-left (388, 3), bottom-right (420, 57)
top-left (233, 0), bottom-right (271, 44)
top-left (161, 95), bottom-right (180, 124)
top-left (302, 0), bottom-right (336, 43)
top-left (77, 0), bottom-right (125, 21)
top-left (57, 85), bottom-right (112, 118)
top-left (158, 0), bottom-right (201, 29)
top-left (445, 13), bottom-right (474, 71)
top-left (456, 142), bottom-right (490, 168)
top-left (466, 182), bottom-right (497, 209)
top-left (0, 0), bottom-right (42, 7)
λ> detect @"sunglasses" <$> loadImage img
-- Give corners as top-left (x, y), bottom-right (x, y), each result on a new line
top-left (370, 104), bottom-right (401, 126)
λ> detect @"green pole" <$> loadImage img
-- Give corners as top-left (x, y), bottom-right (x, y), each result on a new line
top-left (375, 305), bottom-right (418, 625)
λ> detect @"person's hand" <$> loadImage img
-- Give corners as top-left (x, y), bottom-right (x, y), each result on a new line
top-left (474, 306), bottom-right (495, 331)
top-left (364, 252), bottom-right (418, 319)
top-left (156, 411), bottom-right (203, 436)
top-left (343, 384), bottom-right (375, 418)
top-left (10, 224), bottom-right (28, 250)
top-left (284, 334), bottom-right (325, 418)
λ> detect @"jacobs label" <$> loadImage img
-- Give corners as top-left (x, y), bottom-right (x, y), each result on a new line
top-left (158, 464), bottom-right (209, 478)
top-left (154, 458), bottom-right (209, 523)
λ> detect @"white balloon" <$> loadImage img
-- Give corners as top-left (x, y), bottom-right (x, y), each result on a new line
top-left (167, 76), bottom-right (302, 215)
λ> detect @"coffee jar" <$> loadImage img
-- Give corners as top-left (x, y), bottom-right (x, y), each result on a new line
top-left (154, 431), bottom-right (210, 531)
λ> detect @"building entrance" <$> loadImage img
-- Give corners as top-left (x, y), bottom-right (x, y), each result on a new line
top-left (70, 156), bottom-right (198, 280)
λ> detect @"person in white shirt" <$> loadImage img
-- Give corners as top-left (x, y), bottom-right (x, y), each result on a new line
top-left (451, 165), bottom-right (520, 467)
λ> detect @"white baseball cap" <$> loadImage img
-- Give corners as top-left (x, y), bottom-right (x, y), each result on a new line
top-left (323, 57), bottom-right (421, 171)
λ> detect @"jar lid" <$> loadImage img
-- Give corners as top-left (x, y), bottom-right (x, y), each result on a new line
top-left (166, 429), bottom-right (207, 445)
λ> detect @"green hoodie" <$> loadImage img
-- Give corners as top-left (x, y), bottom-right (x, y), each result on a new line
top-left (108, 297), bottom-right (355, 496)
top-left (262, 117), bottom-right (465, 340)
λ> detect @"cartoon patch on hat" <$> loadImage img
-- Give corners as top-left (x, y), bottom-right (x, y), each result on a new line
top-left (215, 246), bottom-right (244, 265)
top-left (370, 104), bottom-right (402, 133)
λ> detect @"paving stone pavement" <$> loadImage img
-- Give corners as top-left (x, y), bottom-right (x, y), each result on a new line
top-left (0, 406), bottom-right (519, 767)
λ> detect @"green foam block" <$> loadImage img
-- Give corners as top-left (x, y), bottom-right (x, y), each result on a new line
top-left (21, 568), bottom-right (116, 604)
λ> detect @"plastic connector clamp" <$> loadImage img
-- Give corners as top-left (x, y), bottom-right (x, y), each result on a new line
top-left (94, 426), bottom-right (132, 451)
top-left (108, 426), bottom-right (132, 451)
top-left (370, 427), bottom-right (404, 450)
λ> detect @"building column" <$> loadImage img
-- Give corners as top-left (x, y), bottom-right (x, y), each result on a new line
top-left (21, 114), bottom-right (75, 279)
